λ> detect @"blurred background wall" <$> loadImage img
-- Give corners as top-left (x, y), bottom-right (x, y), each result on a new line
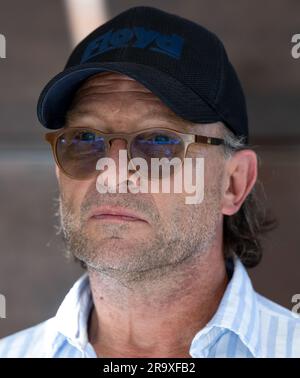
top-left (0, 0), bottom-right (300, 338)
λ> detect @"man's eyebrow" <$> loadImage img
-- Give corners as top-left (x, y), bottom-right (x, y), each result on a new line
top-left (142, 109), bottom-right (184, 121)
top-left (65, 110), bottom-right (101, 125)
top-left (139, 109), bottom-right (196, 128)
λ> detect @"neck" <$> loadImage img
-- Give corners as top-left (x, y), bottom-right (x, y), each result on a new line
top-left (87, 246), bottom-right (228, 358)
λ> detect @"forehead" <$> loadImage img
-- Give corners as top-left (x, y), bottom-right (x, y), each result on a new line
top-left (70, 72), bottom-right (178, 117)
top-left (77, 71), bottom-right (148, 91)
top-left (67, 72), bottom-right (224, 136)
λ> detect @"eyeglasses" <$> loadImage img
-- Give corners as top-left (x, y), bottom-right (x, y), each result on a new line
top-left (45, 127), bottom-right (224, 180)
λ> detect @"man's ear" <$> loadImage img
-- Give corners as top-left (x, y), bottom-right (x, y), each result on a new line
top-left (221, 150), bottom-right (257, 216)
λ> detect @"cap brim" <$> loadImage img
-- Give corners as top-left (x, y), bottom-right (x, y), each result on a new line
top-left (37, 61), bottom-right (222, 129)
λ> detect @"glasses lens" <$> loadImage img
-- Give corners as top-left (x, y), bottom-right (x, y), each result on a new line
top-left (56, 129), bottom-right (106, 179)
top-left (131, 130), bottom-right (184, 177)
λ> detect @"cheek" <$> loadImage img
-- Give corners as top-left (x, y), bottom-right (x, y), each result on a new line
top-left (150, 191), bottom-right (190, 227)
top-left (186, 146), bottom-right (225, 190)
top-left (150, 192), bottom-right (204, 240)
top-left (150, 160), bottom-right (219, 215)
top-left (57, 172), bottom-right (93, 215)
top-left (203, 155), bottom-right (226, 209)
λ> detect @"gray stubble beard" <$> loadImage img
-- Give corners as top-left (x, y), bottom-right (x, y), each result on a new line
top-left (58, 182), bottom-right (222, 287)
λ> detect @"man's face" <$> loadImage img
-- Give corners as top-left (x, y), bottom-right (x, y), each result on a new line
top-left (56, 72), bottom-right (227, 282)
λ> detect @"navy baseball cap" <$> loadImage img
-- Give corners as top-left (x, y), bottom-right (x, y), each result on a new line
top-left (37, 6), bottom-right (248, 141)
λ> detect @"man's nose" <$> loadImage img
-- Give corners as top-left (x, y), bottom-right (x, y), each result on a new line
top-left (107, 138), bottom-right (128, 160)
top-left (103, 138), bottom-right (137, 190)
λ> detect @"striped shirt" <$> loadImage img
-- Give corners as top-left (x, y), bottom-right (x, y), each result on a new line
top-left (0, 258), bottom-right (299, 358)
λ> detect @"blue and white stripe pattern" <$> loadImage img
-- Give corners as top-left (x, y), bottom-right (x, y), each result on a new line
top-left (0, 258), bottom-right (299, 358)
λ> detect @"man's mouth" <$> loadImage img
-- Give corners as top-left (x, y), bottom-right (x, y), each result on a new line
top-left (88, 206), bottom-right (148, 223)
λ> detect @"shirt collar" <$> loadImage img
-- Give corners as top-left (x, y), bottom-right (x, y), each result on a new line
top-left (51, 257), bottom-right (262, 358)
top-left (53, 272), bottom-right (92, 353)
top-left (189, 257), bottom-right (262, 358)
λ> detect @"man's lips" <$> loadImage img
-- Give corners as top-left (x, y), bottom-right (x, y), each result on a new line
top-left (88, 206), bottom-right (148, 223)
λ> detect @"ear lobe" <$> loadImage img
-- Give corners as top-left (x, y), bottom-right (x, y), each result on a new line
top-left (221, 150), bottom-right (257, 216)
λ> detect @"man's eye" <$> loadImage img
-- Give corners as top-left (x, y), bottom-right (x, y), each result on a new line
top-left (151, 134), bottom-right (181, 145)
top-left (143, 134), bottom-right (174, 144)
top-left (153, 134), bottom-right (171, 144)
top-left (79, 132), bottom-right (96, 142)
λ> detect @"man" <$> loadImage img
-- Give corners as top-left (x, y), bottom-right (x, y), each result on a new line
top-left (0, 6), bottom-right (299, 358)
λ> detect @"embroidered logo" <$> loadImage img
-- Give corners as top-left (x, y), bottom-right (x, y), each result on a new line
top-left (81, 27), bottom-right (184, 63)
